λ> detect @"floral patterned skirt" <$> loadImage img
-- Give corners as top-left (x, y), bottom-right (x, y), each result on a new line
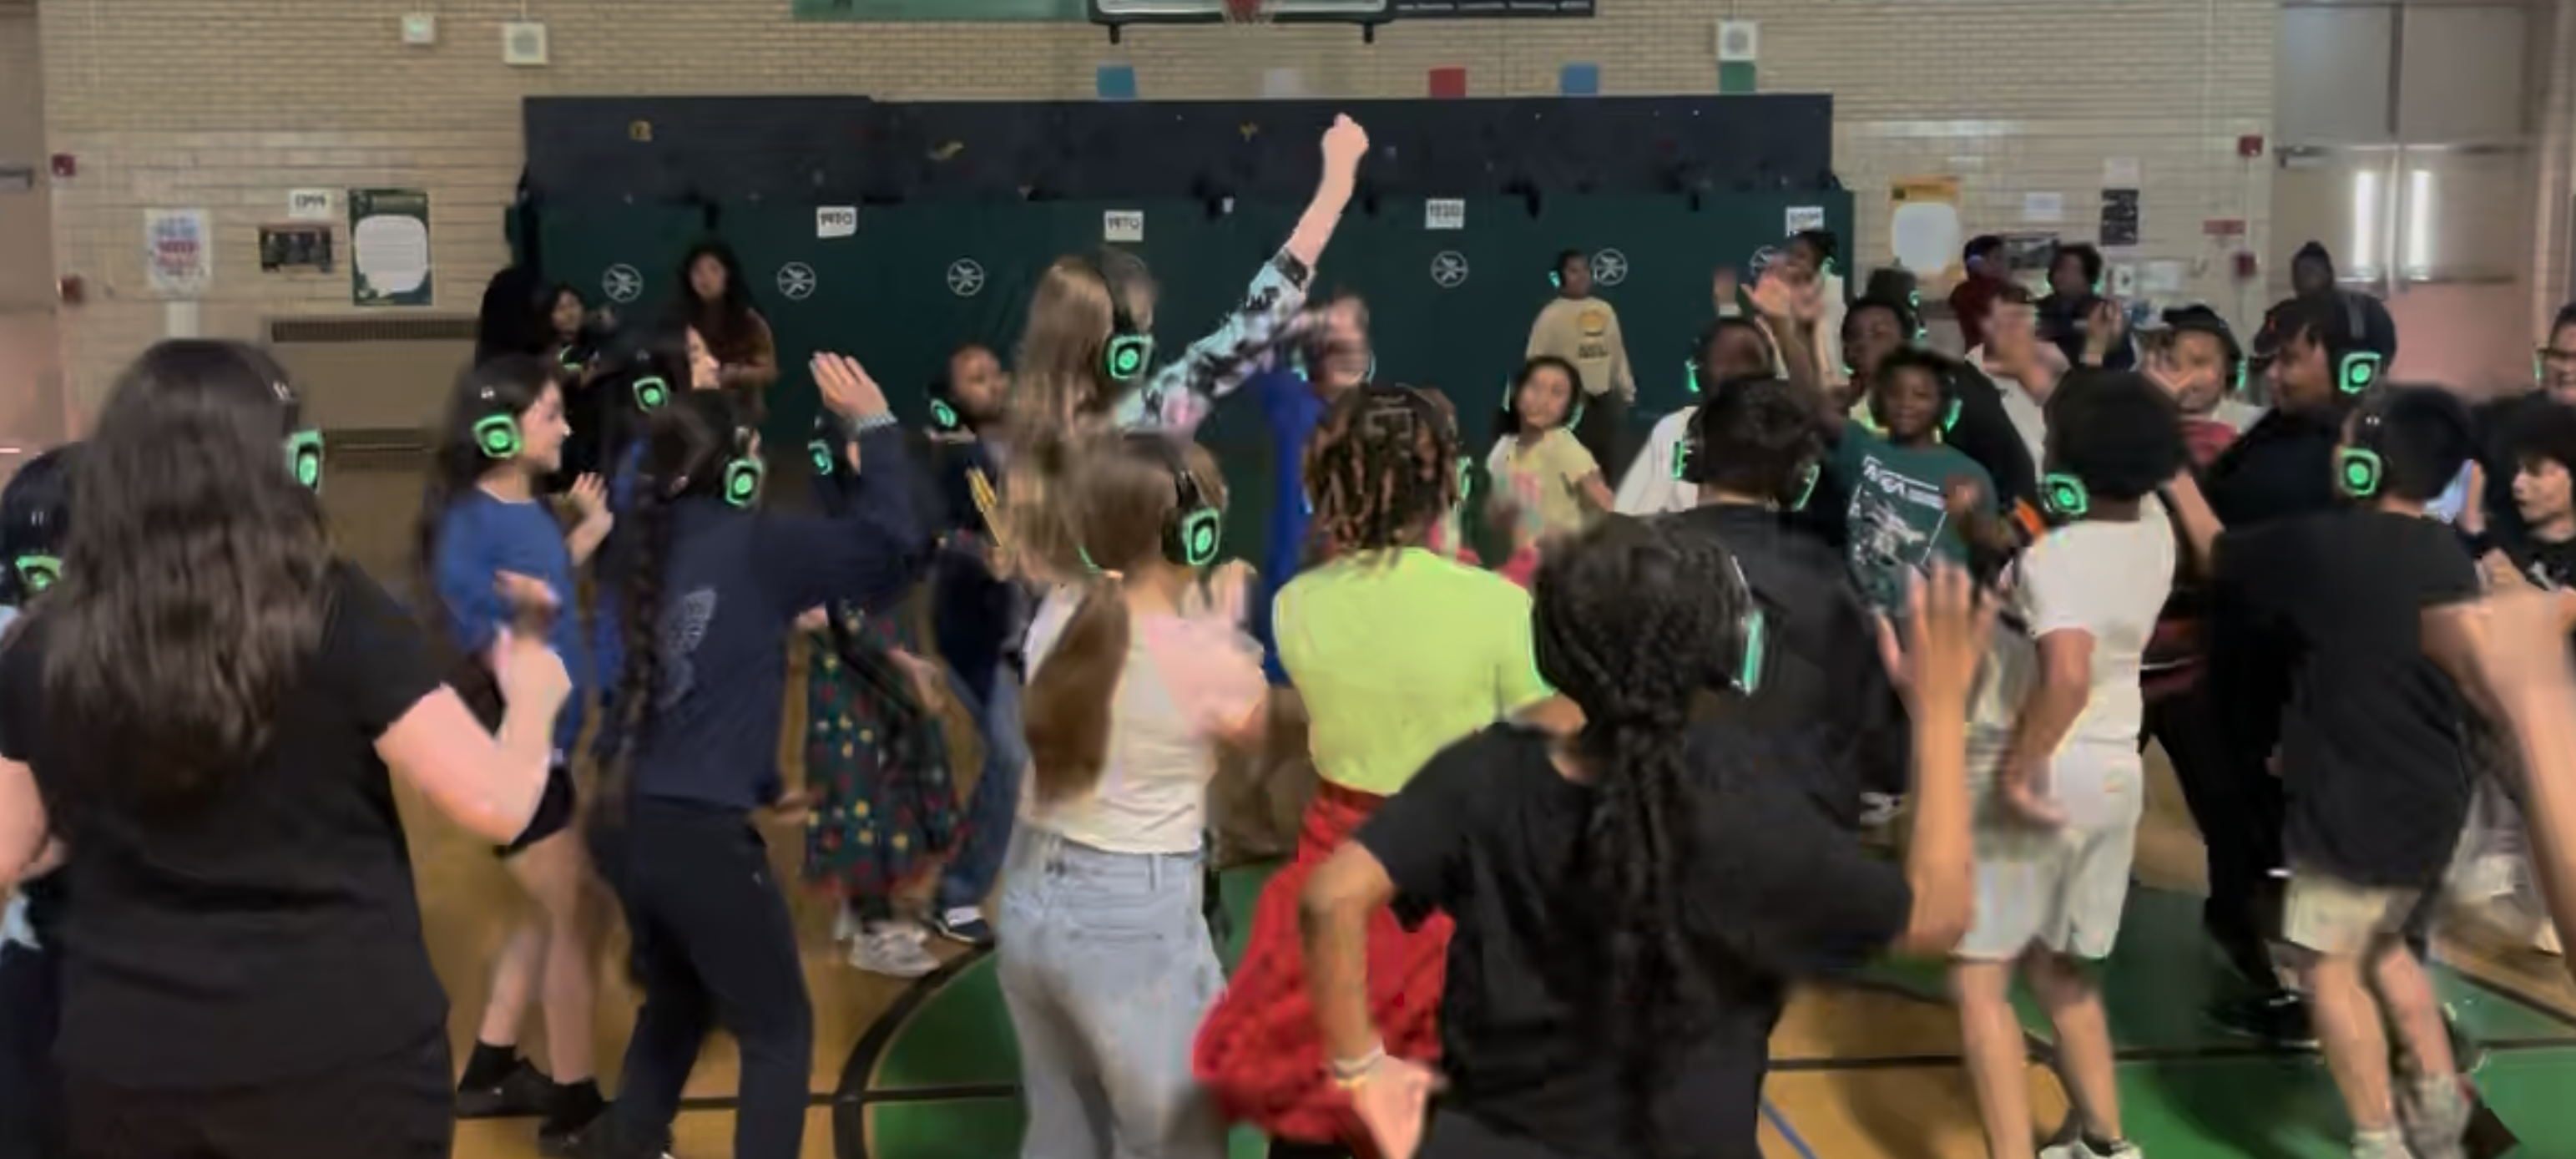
top-left (801, 610), bottom-right (962, 901)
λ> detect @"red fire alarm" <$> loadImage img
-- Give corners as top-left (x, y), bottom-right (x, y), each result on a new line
top-left (2236, 134), bottom-right (2265, 159)
top-left (2231, 251), bottom-right (2260, 281)
top-left (48, 154), bottom-right (74, 179)
top-left (57, 276), bottom-right (84, 306)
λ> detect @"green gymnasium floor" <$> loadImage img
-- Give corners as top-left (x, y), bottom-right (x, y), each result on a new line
top-left (835, 865), bottom-right (2576, 1159)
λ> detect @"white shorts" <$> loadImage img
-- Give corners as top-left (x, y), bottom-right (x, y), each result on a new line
top-left (1957, 814), bottom-right (2141, 963)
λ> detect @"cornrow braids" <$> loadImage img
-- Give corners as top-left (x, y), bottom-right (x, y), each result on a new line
top-left (1530, 516), bottom-right (1748, 1153)
top-left (1301, 384), bottom-right (1461, 562)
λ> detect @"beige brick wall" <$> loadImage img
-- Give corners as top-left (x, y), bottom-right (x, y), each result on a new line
top-left (35, 0), bottom-right (2278, 413)
top-left (2, 3), bottom-right (49, 310)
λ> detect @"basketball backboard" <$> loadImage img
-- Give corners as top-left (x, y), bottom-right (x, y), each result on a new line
top-left (1089, 0), bottom-right (1390, 40)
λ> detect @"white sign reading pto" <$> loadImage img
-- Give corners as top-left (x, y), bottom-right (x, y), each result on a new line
top-left (816, 206), bottom-right (858, 240)
top-left (1103, 210), bottom-right (1145, 245)
top-left (1424, 200), bottom-right (1466, 230)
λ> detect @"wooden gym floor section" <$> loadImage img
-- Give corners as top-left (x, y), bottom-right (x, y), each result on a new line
top-left (312, 463), bottom-right (2576, 1159)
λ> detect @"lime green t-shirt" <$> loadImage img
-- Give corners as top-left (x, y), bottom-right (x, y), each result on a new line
top-left (1274, 548), bottom-right (1555, 796)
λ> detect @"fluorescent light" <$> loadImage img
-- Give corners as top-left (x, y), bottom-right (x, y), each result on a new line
top-left (2351, 170), bottom-right (2378, 274)
top-left (2404, 169), bottom-right (2432, 278)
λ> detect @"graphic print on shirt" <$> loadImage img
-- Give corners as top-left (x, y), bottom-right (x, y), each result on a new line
top-left (1844, 450), bottom-right (1952, 610)
top-left (657, 588), bottom-right (718, 711)
top-left (1576, 305), bottom-right (1614, 367)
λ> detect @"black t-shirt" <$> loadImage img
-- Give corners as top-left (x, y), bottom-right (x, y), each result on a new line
top-left (1357, 723), bottom-right (1910, 1159)
top-left (0, 564), bottom-right (448, 1086)
top-left (1663, 504), bottom-right (1910, 822)
top-left (2209, 510), bottom-right (2480, 887)
top-left (2201, 403), bottom-right (2345, 531)
top-left (1943, 365), bottom-right (2041, 515)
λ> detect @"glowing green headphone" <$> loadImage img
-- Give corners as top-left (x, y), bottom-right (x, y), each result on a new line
top-left (2336, 407), bottom-right (2387, 499)
top-left (632, 375), bottom-right (671, 412)
top-left (1719, 549), bottom-right (1767, 694)
top-left (284, 429), bottom-right (325, 492)
top-left (2041, 472), bottom-right (2089, 518)
top-left (2337, 351), bottom-right (2383, 395)
top-left (1089, 256), bottom-right (1154, 384)
top-left (13, 554), bottom-right (59, 595)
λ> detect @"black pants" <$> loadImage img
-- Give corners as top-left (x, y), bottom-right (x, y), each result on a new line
top-left (1420, 1110), bottom-right (1588, 1159)
top-left (1571, 389), bottom-right (1631, 484)
top-left (592, 800), bottom-right (814, 1159)
top-left (61, 1027), bottom-right (449, 1159)
top-left (0, 943), bottom-right (63, 1158)
top-left (2144, 681), bottom-right (2286, 994)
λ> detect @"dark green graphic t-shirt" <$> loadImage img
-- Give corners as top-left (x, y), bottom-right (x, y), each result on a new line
top-left (1829, 428), bottom-right (1995, 613)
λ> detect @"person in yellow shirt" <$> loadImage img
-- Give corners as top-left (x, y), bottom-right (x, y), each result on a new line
top-left (1526, 250), bottom-right (1635, 470)
top-left (1195, 383), bottom-right (1555, 1159)
top-left (1488, 357), bottom-right (1616, 546)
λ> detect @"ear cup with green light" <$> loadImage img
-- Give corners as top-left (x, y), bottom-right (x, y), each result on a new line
top-left (632, 376), bottom-right (671, 412)
top-left (2339, 352), bottom-right (2382, 395)
top-left (1685, 360), bottom-right (1700, 395)
top-left (722, 457), bottom-right (766, 509)
top-left (2041, 472), bottom-right (2090, 518)
top-left (1720, 552), bottom-right (1765, 695)
top-left (929, 399), bottom-right (960, 430)
top-left (1455, 457), bottom-right (1472, 504)
top-left (283, 430), bottom-right (326, 493)
top-left (1104, 334), bottom-right (1154, 383)
top-left (15, 555), bottom-right (60, 594)
top-left (1169, 507), bottom-right (1222, 568)
top-left (2336, 447), bottom-right (2384, 498)
top-left (810, 440), bottom-right (836, 477)
top-left (473, 414), bottom-right (523, 459)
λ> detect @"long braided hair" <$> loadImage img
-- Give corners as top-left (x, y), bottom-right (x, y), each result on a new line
top-left (1531, 516), bottom-right (1751, 1148)
top-left (596, 391), bottom-right (740, 818)
top-left (1302, 384), bottom-right (1461, 562)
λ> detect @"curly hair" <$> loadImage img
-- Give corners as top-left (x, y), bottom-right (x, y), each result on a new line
top-left (46, 340), bottom-right (331, 802)
top-left (1531, 516), bottom-right (1750, 1151)
top-left (1304, 384), bottom-right (1462, 560)
top-left (2042, 370), bottom-right (2187, 502)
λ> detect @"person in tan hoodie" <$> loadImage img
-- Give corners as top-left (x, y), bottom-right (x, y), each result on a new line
top-left (1526, 250), bottom-right (1635, 473)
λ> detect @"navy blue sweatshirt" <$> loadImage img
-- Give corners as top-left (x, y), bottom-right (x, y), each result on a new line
top-left (628, 426), bottom-right (927, 811)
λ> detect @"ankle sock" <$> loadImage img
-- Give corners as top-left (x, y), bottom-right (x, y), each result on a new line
top-left (460, 1041), bottom-right (522, 1090)
top-left (543, 1078), bottom-right (606, 1132)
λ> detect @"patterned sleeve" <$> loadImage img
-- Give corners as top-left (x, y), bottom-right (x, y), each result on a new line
top-left (1119, 249), bottom-right (1320, 436)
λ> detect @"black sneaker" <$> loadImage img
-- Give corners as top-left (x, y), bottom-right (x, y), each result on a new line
top-left (930, 905), bottom-right (995, 947)
top-left (456, 1058), bottom-right (554, 1119)
top-left (2210, 991), bottom-right (2320, 1050)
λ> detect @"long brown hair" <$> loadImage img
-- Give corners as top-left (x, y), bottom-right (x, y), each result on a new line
top-left (1021, 434), bottom-right (1227, 803)
top-left (1008, 257), bottom-right (1121, 443)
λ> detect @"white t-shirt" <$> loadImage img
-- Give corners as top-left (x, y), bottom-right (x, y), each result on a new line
top-left (1018, 586), bottom-right (1267, 855)
top-left (1967, 509), bottom-right (2176, 828)
top-left (1614, 407), bottom-right (1699, 515)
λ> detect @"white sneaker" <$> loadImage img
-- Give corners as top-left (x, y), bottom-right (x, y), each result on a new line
top-left (832, 907), bottom-right (863, 944)
top-left (849, 924), bottom-right (939, 979)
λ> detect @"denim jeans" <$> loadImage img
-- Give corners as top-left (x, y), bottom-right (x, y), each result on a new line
top-left (940, 666), bottom-right (1029, 911)
top-left (995, 828), bottom-right (1226, 1159)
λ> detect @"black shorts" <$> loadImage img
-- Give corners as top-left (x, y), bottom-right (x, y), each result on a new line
top-left (496, 765), bottom-right (578, 858)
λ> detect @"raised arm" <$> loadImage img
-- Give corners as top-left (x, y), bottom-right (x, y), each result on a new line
top-left (760, 354), bottom-right (930, 617)
top-left (1127, 116), bottom-right (1369, 434)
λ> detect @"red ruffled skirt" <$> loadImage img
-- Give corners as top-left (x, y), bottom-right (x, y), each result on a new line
top-left (1193, 781), bottom-right (1452, 1150)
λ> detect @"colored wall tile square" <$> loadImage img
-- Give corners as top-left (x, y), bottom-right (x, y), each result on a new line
top-left (1718, 62), bottom-right (1757, 94)
top-left (1427, 67), bottom-right (1467, 99)
top-left (1559, 63), bottom-right (1600, 96)
top-left (1095, 64), bottom-right (1139, 100)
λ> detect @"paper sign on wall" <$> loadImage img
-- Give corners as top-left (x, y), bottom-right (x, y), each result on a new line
top-left (1425, 200), bottom-right (1466, 230)
top-left (1104, 210), bottom-right (1144, 244)
top-left (287, 189), bottom-right (336, 220)
top-left (816, 206), bottom-right (858, 239)
top-left (2022, 192), bottom-right (2064, 224)
top-left (2104, 157), bottom-right (2141, 185)
top-left (1784, 205), bottom-right (1825, 234)
top-left (144, 209), bottom-right (212, 296)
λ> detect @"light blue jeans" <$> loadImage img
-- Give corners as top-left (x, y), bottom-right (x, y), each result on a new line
top-left (994, 827), bottom-right (1226, 1159)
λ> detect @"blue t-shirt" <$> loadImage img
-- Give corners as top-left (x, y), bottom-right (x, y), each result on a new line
top-left (628, 428), bottom-right (926, 811)
top-left (436, 491), bottom-right (588, 757)
top-left (1253, 368), bottom-right (1325, 685)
